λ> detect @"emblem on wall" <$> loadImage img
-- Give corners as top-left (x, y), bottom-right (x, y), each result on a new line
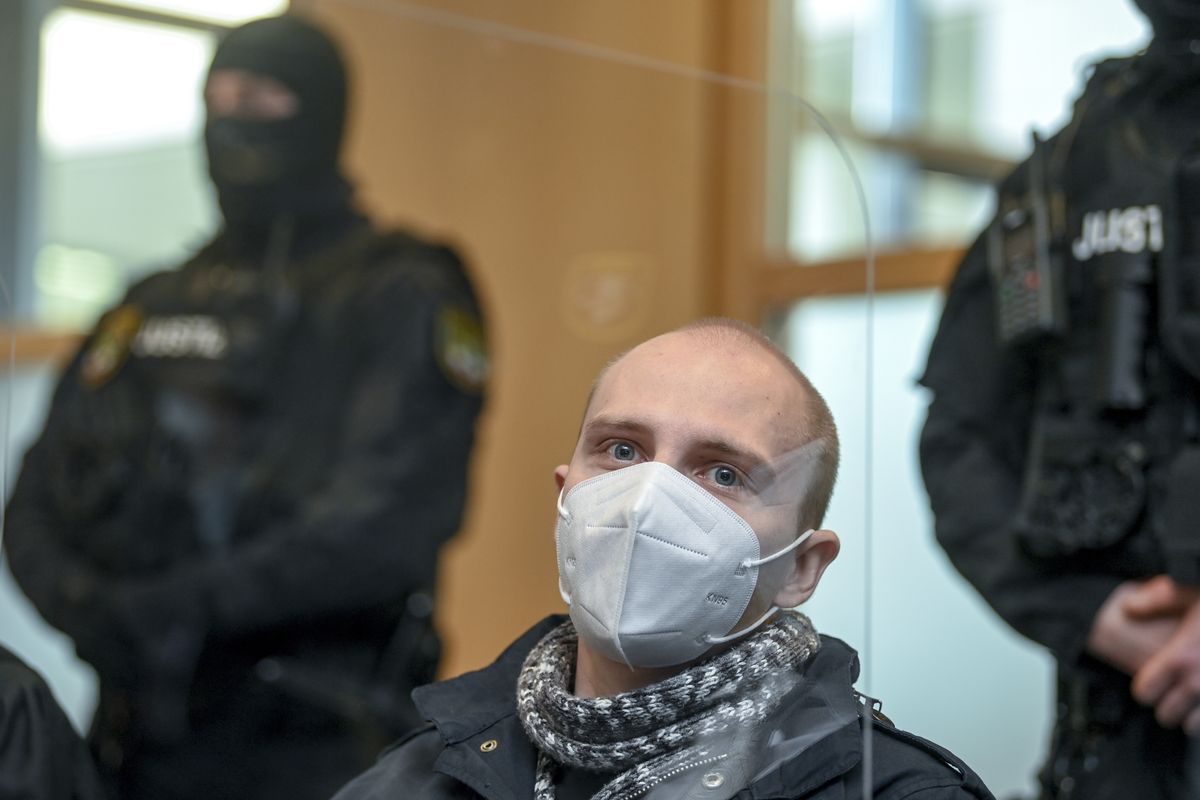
top-left (561, 252), bottom-right (657, 343)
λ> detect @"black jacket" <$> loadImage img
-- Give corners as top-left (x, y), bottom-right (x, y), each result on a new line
top-left (920, 47), bottom-right (1200, 674)
top-left (4, 219), bottom-right (487, 800)
top-left (332, 617), bottom-right (993, 800)
top-left (0, 645), bottom-right (105, 800)
top-left (918, 49), bottom-right (1200, 800)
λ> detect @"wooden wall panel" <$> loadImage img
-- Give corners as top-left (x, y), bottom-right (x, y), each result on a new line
top-left (300, 0), bottom-right (733, 676)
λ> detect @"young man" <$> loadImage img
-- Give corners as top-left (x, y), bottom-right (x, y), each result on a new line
top-left (334, 319), bottom-right (990, 800)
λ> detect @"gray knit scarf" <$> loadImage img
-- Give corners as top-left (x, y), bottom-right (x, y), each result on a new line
top-left (516, 611), bottom-right (821, 800)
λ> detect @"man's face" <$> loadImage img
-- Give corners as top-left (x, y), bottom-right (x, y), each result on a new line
top-left (204, 68), bottom-right (298, 121)
top-left (555, 331), bottom-right (819, 602)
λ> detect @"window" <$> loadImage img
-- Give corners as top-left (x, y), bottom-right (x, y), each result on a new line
top-left (36, 7), bottom-right (221, 328)
top-left (84, 0), bottom-right (287, 27)
top-left (779, 0), bottom-right (1150, 261)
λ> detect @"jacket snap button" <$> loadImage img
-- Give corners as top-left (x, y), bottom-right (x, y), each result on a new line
top-left (702, 771), bottom-right (724, 789)
top-left (480, 739), bottom-right (499, 753)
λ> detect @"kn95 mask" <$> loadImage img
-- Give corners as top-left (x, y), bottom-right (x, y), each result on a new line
top-left (555, 461), bottom-right (814, 668)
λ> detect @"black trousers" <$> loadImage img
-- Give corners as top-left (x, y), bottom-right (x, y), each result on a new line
top-left (1039, 667), bottom-right (1193, 800)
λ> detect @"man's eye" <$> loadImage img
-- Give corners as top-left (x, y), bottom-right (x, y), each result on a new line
top-left (609, 442), bottom-right (637, 461)
top-left (710, 465), bottom-right (740, 487)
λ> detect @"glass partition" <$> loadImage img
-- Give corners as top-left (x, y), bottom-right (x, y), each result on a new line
top-left (6, 0), bottom-right (880, 785)
top-left (781, 1), bottom-right (1175, 797)
top-left (784, 291), bottom-right (1055, 798)
top-left (306, 0), bottom-right (874, 707)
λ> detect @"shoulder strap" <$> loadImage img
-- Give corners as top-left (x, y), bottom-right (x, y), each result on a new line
top-left (855, 698), bottom-right (994, 799)
top-left (377, 722), bottom-right (439, 760)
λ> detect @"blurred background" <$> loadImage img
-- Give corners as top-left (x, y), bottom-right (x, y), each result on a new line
top-left (0, 1), bottom-right (1151, 796)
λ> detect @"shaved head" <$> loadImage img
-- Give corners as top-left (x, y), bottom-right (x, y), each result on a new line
top-left (584, 317), bottom-right (839, 529)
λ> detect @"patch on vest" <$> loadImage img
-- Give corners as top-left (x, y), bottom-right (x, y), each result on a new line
top-left (1071, 205), bottom-right (1163, 261)
top-left (81, 304), bottom-right (144, 389)
top-left (132, 315), bottom-right (229, 360)
top-left (435, 306), bottom-right (487, 394)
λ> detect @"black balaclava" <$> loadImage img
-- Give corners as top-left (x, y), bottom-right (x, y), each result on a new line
top-left (204, 15), bottom-right (355, 249)
top-left (1134, 0), bottom-right (1200, 41)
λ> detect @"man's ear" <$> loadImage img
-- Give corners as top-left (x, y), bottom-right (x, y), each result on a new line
top-left (772, 529), bottom-right (840, 608)
top-left (554, 464), bottom-right (568, 491)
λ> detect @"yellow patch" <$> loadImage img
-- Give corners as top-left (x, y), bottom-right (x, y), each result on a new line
top-left (80, 305), bottom-right (144, 389)
top-left (435, 307), bottom-right (488, 394)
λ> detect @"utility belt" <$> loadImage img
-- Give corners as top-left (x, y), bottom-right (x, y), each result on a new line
top-left (1040, 663), bottom-right (1193, 800)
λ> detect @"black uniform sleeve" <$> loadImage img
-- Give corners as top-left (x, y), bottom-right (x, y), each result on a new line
top-left (918, 231), bottom-right (1121, 667)
top-left (197, 251), bottom-right (486, 635)
top-left (0, 646), bottom-right (107, 800)
top-left (4, 353), bottom-right (87, 637)
top-left (4, 304), bottom-right (165, 657)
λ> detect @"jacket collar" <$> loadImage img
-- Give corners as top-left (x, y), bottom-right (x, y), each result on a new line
top-left (413, 615), bottom-right (864, 800)
top-left (412, 617), bottom-right (560, 800)
top-left (414, 616), bottom-right (560, 744)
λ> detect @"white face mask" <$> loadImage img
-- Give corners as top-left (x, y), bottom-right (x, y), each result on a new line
top-left (555, 461), bottom-right (814, 669)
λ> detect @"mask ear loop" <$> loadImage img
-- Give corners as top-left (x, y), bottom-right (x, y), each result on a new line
top-left (742, 527), bottom-right (815, 570)
top-left (555, 488), bottom-right (574, 605)
top-left (704, 529), bottom-right (816, 645)
top-left (556, 487), bottom-right (569, 520)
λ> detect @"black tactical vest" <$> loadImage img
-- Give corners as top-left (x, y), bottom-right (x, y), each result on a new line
top-left (1000, 53), bottom-right (1200, 582)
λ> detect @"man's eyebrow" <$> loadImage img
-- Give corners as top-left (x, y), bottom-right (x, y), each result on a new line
top-left (581, 415), bottom-right (653, 438)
